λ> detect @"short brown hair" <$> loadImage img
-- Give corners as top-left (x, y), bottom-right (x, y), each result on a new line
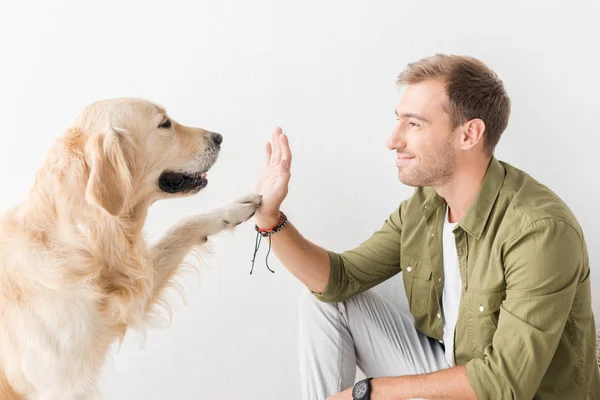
top-left (397, 54), bottom-right (511, 156)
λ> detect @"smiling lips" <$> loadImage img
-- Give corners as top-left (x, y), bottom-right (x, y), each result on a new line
top-left (396, 154), bottom-right (415, 167)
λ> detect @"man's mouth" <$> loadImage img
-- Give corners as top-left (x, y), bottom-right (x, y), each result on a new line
top-left (396, 155), bottom-right (415, 167)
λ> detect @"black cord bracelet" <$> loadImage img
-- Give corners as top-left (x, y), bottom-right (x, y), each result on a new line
top-left (250, 212), bottom-right (288, 274)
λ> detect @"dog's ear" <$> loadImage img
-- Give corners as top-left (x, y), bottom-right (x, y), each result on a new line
top-left (85, 128), bottom-right (132, 216)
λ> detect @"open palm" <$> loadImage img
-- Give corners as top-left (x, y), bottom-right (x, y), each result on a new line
top-left (254, 127), bottom-right (292, 226)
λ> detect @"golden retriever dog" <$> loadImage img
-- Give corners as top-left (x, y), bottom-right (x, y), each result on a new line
top-left (0, 98), bottom-right (261, 399)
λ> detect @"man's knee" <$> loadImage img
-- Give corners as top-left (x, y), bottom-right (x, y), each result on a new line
top-left (298, 289), bottom-right (342, 323)
top-left (299, 289), bottom-right (325, 315)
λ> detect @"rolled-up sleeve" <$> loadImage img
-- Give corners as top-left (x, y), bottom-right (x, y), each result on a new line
top-left (466, 218), bottom-right (585, 399)
top-left (314, 204), bottom-right (404, 303)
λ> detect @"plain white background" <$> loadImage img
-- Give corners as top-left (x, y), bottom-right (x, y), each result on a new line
top-left (1, 0), bottom-right (599, 398)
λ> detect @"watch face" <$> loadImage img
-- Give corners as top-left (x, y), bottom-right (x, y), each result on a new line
top-left (353, 381), bottom-right (368, 399)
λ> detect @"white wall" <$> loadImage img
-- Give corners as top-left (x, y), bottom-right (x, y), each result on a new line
top-left (1, 0), bottom-right (598, 398)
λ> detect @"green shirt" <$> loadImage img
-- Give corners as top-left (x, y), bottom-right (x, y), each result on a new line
top-left (315, 156), bottom-right (600, 399)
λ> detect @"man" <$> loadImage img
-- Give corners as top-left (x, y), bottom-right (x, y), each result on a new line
top-left (253, 54), bottom-right (600, 399)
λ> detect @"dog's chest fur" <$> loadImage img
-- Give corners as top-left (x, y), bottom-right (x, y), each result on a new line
top-left (0, 217), bottom-right (156, 396)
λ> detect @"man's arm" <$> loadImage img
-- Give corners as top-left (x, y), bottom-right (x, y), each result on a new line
top-left (253, 217), bottom-right (333, 293)
top-left (373, 365), bottom-right (477, 400)
top-left (258, 206), bottom-right (405, 301)
top-left (329, 365), bottom-right (477, 400)
top-left (254, 127), bottom-right (404, 298)
top-left (314, 207), bottom-right (404, 303)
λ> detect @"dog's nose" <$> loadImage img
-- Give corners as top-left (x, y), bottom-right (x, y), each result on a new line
top-left (210, 132), bottom-right (223, 146)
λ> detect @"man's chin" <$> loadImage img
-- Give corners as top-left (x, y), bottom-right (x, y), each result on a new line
top-left (397, 171), bottom-right (417, 187)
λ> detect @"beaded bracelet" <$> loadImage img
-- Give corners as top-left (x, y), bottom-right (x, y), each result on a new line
top-left (255, 212), bottom-right (288, 237)
top-left (250, 212), bottom-right (288, 274)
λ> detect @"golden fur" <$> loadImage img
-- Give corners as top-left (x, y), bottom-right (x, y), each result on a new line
top-left (0, 98), bottom-right (260, 399)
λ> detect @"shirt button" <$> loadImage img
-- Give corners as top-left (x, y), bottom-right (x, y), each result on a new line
top-left (437, 313), bottom-right (441, 319)
top-left (438, 278), bottom-right (442, 282)
top-left (479, 306), bottom-right (485, 312)
top-left (406, 266), bottom-right (412, 272)
top-left (431, 233), bottom-right (435, 237)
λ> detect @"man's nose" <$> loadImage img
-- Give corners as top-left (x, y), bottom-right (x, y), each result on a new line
top-left (386, 123), bottom-right (405, 150)
top-left (210, 132), bottom-right (223, 146)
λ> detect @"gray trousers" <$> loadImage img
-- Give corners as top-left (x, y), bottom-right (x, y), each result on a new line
top-left (298, 289), bottom-right (450, 400)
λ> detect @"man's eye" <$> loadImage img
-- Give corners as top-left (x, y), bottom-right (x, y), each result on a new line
top-left (158, 119), bottom-right (171, 129)
top-left (408, 122), bottom-right (420, 128)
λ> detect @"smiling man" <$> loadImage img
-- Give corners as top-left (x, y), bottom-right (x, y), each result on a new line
top-left (252, 54), bottom-right (600, 399)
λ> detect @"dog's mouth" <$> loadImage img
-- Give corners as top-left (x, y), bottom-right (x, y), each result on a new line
top-left (158, 170), bottom-right (209, 194)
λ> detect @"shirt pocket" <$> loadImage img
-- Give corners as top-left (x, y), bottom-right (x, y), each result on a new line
top-left (460, 290), bottom-right (505, 357)
top-left (401, 255), bottom-right (433, 320)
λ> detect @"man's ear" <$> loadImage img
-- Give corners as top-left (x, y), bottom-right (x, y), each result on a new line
top-left (460, 118), bottom-right (486, 151)
top-left (85, 128), bottom-right (132, 216)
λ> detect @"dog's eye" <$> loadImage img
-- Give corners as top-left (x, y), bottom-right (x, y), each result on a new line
top-left (158, 118), bottom-right (172, 129)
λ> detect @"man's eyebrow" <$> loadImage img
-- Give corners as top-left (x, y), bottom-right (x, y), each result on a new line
top-left (395, 110), bottom-right (430, 123)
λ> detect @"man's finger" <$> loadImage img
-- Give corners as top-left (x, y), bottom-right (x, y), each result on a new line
top-left (264, 142), bottom-right (272, 166)
top-left (280, 134), bottom-right (292, 168)
top-left (272, 127), bottom-right (282, 164)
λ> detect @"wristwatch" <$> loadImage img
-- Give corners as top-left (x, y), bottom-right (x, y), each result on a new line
top-left (352, 377), bottom-right (373, 400)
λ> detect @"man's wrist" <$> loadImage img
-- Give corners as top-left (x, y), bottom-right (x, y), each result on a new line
top-left (254, 211), bottom-right (282, 229)
top-left (369, 376), bottom-right (405, 400)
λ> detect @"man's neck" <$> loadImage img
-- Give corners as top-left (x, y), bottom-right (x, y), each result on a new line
top-left (435, 157), bottom-right (491, 223)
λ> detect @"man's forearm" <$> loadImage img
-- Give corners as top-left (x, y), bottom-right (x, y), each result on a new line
top-left (371, 365), bottom-right (477, 400)
top-left (256, 216), bottom-right (331, 293)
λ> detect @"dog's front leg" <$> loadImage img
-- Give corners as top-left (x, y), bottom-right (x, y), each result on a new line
top-left (150, 193), bottom-right (261, 295)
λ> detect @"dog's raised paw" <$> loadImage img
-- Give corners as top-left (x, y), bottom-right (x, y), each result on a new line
top-left (236, 193), bottom-right (263, 207)
top-left (223, 193), bottom-right (262, 226)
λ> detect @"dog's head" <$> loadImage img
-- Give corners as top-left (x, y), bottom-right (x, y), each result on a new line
top-left (74, 98), bottom-right (221, 216)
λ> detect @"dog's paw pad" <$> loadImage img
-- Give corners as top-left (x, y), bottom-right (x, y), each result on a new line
top-left (224, 194), bottom-right (262, 226)
top-left (237, 193), bottom-right (262, 206)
